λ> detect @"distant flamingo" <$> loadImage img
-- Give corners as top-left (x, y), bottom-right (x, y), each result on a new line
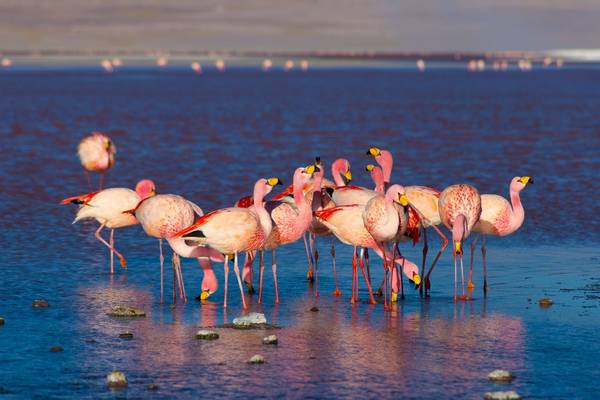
top-left (176, 178), bottom-right (281, 309)
top-left (132, 194), bottom-right (223, 303)
top-left (61, 179), bottom-right (155, 274)
top-left (470, 176), bottom-right (533, 293)
top-left (77, 132), bottom-right (116, 190)
top-left (436, 184), bottom-right (482, 301)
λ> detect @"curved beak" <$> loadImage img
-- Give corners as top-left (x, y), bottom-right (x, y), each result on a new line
top-left (267, 177), bottom-right (282, 186)
top-left (366, 147), bottom-right (381, 157)
top-left (454, 240), bottom-right (462, 255)
top-left (343, 170), bottom-right (352, 182)
top-left (398, 194), bottom-right (409, 207)
top-left (198, 289), bottom-right (210, 301)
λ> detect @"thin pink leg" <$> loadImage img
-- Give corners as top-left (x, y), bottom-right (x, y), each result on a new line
top-left (460, 252), bottom-right (466, 300)
top-left (176, 254), bottom-right (187, 303)
top-left (172, 254), bottom-right (177, 303)
top-left (311, 233), bottom-right (319, 297)
top-left (482, 236), bottom-right (488, 295)
top-left (381, 245), bottom-right (390, 310)
top-left (423, 223), bottom-right (448, 296)
top-left (359, 248), bottom-right (376, 304)
top-left (233, 252), bottom-right (247, 309)
top-left (242, 251), bottom-right (255, 294)
top-left (85, 170), bottom-right (92, 191)
top-left (99, 172), bottom-right (105, 191)
top-left (303, 232), bottom-right (314, 282)
top-left (109, 229), bottom-right (115, 275)
top-left (394, 242), bottom-right (404, 300)
top-left (350, 247), bottom-right (357, 304)
top-left (258, 250), bottom-right (265, 304)
top-left (331, 237), bottom-right (341, 297)
top-left (272, 249), bottom-right (280, 304)
top-left (364, 248), bottom-right (372, 285)
top-left (420, 227), bottom-right (428, 296)
top-left (223, 256), bottom-right (230, 308)
top-left (159, 239), bottom-right (164, 304)
top-left (94, 223), bottom-right (127, 269)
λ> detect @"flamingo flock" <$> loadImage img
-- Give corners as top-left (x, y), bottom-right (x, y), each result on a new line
top-left (62, 133), bottom-right (533, 308)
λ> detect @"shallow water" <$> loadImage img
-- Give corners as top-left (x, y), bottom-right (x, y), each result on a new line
top-left (0, 68), bottom-right (599, 399)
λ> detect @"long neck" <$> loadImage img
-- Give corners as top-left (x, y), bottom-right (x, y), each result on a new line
top-left (509, 188), bottom-right (525, 232)
top-left (253, 182), bottom-right (273, 237)
top-left (313, 172), bottom-right (323, 192)
top-left (372, 167), bottom-right (385, 194)
top-left (379, 151), bottom-right (393, 185)
top-left (293, 171), bottom-right (309, 214)
top-left (331, 163), bottom-right (345, 187)
top-left (453, 214), bottom-right (466, 242)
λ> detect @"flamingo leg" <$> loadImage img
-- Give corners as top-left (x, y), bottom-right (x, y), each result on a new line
top-left (159, 239), bottom-right (164, 304)
top-left (359, 248), bottom-right (377, 304)
top-left (233, 252), bottom-right (247, 309)
top-left (223, 255), bottom-right (230, 308)
top-left (177, 254), bottom-right (187, 303)
top-left (364, 248), bottom-right (372, 286)
top-left (303, 232), bottom-right (314, 282)
top-left (242, 251), bottom-right (255, 295)
top-left (174, 253), bottom-right (183, 301)
top-left (109, 229), bottom-right (115, 275)
top-left (99, 172), bottom-right (105, 191)
top-left (312, 233), bottom-right (320, 297)
top-left (172, 254), bottom-right (177, 303)
top-left (85, 170), bottom-right (92, 191)
top-left (258, 250), bottom-right (265, 304)
top-left (468, 235), bottom-right (479, 290)
top-left (393, 242), bottom-right (405, 301)
top-left (350, 246), bottom-right (357, 304)
top-left (460, 252), bottom-right (466, 300)
top-left (272, 249), bottom-right (280, 304)
top-left (423, 223), bottom-right (448, 296)
top-left (94, 222), bottom-right (127, 269)
top-left (331, 237), bottom-right (341, 297)
top-left (420, 226), bottom-right (428, 296)
top-left (381, 245), bottom-right (390, 310)
top-left (482, 236), bottom-right (488, 295)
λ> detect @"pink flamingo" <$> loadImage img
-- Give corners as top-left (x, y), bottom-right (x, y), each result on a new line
top-left (132, 194), bottom-right (223, 303)
top-left (256, 165), bottom-right (318, 304)
top-left (367, 147), bottom-right (448, 294)
top-left (61, 179), bottom-right (155, 274)
top-left (470, 176), bottom-right (533, 293)
top-left (176, 178), bottom-right (281, 309)
top-left (437, 184), bottom-right (482, 301)
top-left (77, 132), bottom-right (116, 190)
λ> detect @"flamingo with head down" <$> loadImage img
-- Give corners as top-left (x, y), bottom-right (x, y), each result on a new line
top-left (61, 179), bottom-right (156, 274)
top-left (470, 176), bottom-right (533, 293)
top-left (176, 178), bottom-right (281, 309)
top-left (77, 132), bottom-right (116, 190)
top-left (437, 183), bottom-right (482, 301)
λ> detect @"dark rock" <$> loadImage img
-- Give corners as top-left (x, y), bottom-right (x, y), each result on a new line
top-left (195, 330), bottom-right (219, 340)
top-left (119, 331), bottom-right (134, 339)
top-left (310, 306), bottom-right (319, 312)
top-left (107, 306), bottom-right (146, 317)
top-left (538, 298), bottom-right (554, 308)
top-left (50, 346), bottom-right (64, 352)
top-left (32, 299), bottom-right (49, 308)
top-left (147, 383), bottom-right (158, 391)
top-left (0, 317), bottom-right (4, 326)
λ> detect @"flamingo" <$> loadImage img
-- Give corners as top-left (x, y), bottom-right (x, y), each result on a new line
top-left (132, 194), bottom-right (223, 303)
top-left (255, 165), bottom-right (318, 304)
top-left (436, 184), bottom-right (482, 301)
top-left (77, 132), bottom-right (116, 190)
top-left (470, 176), bottom-right (533, 293)
top-left (176, 178), bottom-right (281, 309)
top-left (61, 179), bottom-right (155, 274)
top-left (316, 202), bottom-right (420, 305)
top-left (367, 146), bottom-right (448, 294)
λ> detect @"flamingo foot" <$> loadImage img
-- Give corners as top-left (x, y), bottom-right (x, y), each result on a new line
top-left (306, 268), bottom-right (314, 283)
top-left (333, 289), bottom-right (341, 297)
top-left (119, 256), bottom-right (127, 270)
top-left (391, 292), bottom-right (398, 303)
top-left (375, 287), bottom-right (383, 297)
top-left (460, 295), bottom-right (468, 301)
top-left (467, 279), bottom-right (475, 289)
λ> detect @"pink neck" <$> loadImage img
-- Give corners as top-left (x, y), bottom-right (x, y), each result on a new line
top-left (331, 159), bottom-right (346, 187)
top-left (371, 166), bottom-right (385, 194)
top-left (377, 150), bottom-right (393, 185)
top-left (253, 181), bottom-right (267, 209)
top-left (509, 188), bottom-right (525, 232)
top-left (293, 169), bottom-right (308, 209)
top-left (313, 171), bottom-right (323, 191)
top-left (453, 214), bottom-right (466, 242)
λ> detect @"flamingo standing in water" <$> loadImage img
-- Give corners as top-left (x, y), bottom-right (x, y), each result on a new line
top-left (437, 184), bottom-right (482, 301)
top-left (470, 176), bottom-right (533, 293)
top-left (61, 179), bottom-right (156, 274)
top-left (176, 178), bottom-right (281, 309)
top-left (78, 132), bottom-right (116, 190)
top-left (132, 194), bottom-right (223, 303)
top-left (367, 147), bottom-right (448, 294)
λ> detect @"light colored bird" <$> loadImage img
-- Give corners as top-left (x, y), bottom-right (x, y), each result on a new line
top-left (437, 184), bottom-right (482, 301)
top-left (177, 178), bottom-right (281, 309)
top-left (77, 132), bottom-right (116, 190)
top-left (132, 193), bottom-right (223, 303)
top-left (61, 179), bottom-right (156, 274)
top-left (470, 176), bottom-right (533, 293)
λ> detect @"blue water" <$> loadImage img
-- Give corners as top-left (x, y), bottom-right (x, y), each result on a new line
top-left (0, 68), bottom-right (599, 399)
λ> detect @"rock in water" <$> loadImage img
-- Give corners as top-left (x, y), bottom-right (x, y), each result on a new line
top-left (488, 369), bottom-right (515, 382)
top-left (0, 317), bottom-right (4, 326)
top-left (248, 354), bottom-right (265, 364)
top-left (195, 330), bottom-right (219, 340)
top-left (538, 298), bottom-right (554, 308)
top-left (32, 299), bottom-right (49, 308)
top-left (119, 331), bottom-right (134, 339)
top-left (233, 312), bottom-right (267, 328)
top-left (106, 371), bottom-right (128, 388)
top-left (107, 306), bottom-right (146, 317)
top-left (147, 383), bottom-right (158, 391)
top-left (263, 335), bottom-right (278, 345)
top-left (483, 391), bottom-right (521, 400)
top-left (310, 306), bottom-right (319, 312)
top-left (50, 346), bottom-right (64, 352)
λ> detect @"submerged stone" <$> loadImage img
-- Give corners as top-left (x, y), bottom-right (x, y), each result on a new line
top-left (487, 369), bottom-right (514, 382)
top-left (0, 317), bottom-right (4, 326)
top-left (248, 354), bottom-right (265, 364)
top-left (119, 331), bottom-right (134, 339)
top-left (147, 383), bottom-right (158, 391)
top-left (310, 306), bottom-right (319, 312)
top-left (262, 335), bottom-right (278, 345)
top-left (107, 306), bottom-right (146, 317)
top-left (32, 299), bottom-right (49, 308)
top-left (50, 346), bottom-right (64, 352)
top-left (106, 371), bottom-right (128, 388)
top-left (483, 390), bottom-right (521, 400)
top-left (195, 330), bottom-right (219, 340)
top-left (233, 312), bottom-right (267, 328)
top-left (538, 298), bottom-right (554, 308)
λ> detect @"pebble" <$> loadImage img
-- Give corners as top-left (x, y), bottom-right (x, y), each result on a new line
top-left (233, 312), bottom-right (267, 328)
top-left (0, 317), bottom-right (4, 326)
top-left (50, 346), bottom-right (64, 352)
top-left (262, 335), bottom-right (278, 345)
top-left (310, 306), bottom-right (319, 312)
top-left (538, 298), bottom-right (554, 308)
top-left (483, 390), bottom-right (521, 400)
top-left (107, 306), bottom-right (146, 317)
top-left (248, 354), bottom-right (265, 364)
top-left (147, 383), bottom-right (159, 391)
top-left (32, 299), bottom-right (49, 308)
top-left (195, 330), bottom-right (219, 340)
top-left (119, 331), bottom-right (134, 339)
top-left (487, 369), bottom-right (514, 382)
top-left (106, 371), bottom-right (128, 388)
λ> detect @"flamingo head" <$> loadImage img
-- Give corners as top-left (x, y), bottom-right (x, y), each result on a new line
top-left (452, 214), bottom-right (468, 256)
top-left (512, 176), bottom-right (534, 192)
top-left (367, 164), bottom-right (385, 193)
top-left (92, 131), bottom-right (115, 154)
top-left (402, 261), bottom-right (421, 287)
top-left (331, 158), bottom-right (352, 184)
top-left (367, 147), bottom-right (392, 178)
top-left (266, 177), bottom-right (282, 194)
top-left (387, 184), bottom-right (409, 207)
top-left (135, 179), bottom-right (156, 199)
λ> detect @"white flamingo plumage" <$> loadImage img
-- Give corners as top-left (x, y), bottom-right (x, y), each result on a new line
top-left (77, 132), bottom-right (116, 190)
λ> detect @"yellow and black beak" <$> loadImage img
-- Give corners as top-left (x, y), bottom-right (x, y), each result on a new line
top-left (303, 164), bottom-right (320, 175)
top-left (518, 176), bottom-right (534, 185)
top-left (105, 140), bottom-right (112, 151)
top-left (365, 164), bottom-right (375, 172)
top-left (397, 193), bottom-right (409, 207)
top-left (149, 188), bottom-right (157, 196)
top-left (343, 169), bottom-right (352, 182)
top-left (454, 240), bottom-right (462, 255)
top-left (366, 147), bottom-right (381, 157)
top-left (267, 177), bottom-right (282, 186)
